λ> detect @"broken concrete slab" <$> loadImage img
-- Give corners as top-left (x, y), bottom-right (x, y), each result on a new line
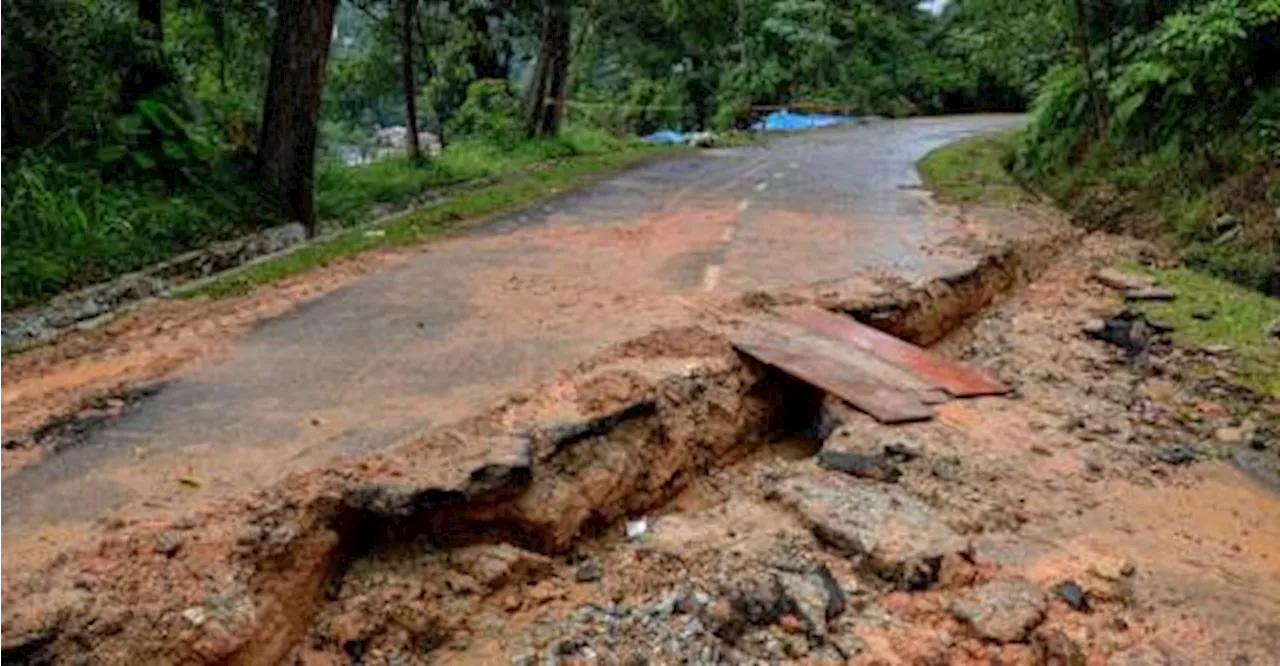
top-left (773, 470), bottom-right (968, 588)
top-left (949, 577), bottom-right (1047, 643)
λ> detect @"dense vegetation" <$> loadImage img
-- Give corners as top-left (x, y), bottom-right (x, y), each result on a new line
top-left (2, 0), bottom-right (1275, 308)
top-left (1009, 0), bottom-right (1280, 294)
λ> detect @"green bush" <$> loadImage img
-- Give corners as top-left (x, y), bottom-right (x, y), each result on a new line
top-left (449, 79), bottom-right (520, 141)
top-left (1, 157), bottom-right (277, 308)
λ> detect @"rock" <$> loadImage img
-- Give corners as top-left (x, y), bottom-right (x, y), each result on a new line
top-left (883, 439), bottom-right (921, 462)
top-left (949, 577), bottom-right (1047, 643)
top-left (1153, 444), bottom-right (1197, 466)
top-left (1086, 310), bottom-right (1153, 356)
top-left (1204, 344), bottom-right (1233, 355)
top-left (154, 533), bottom-right (182, 558)
top-left (1192, 308), bottom-right (1216, 321)
top-left (774, 569), bottom-right (831, 636)
top-left (1053, 580), bottom-right (1090, 612)
top-left (181, 606), bottom-right (207, 627)
top-left (1093, 269), bottom-right (1155, 292)
top-left (814, 565), bottom-right (846, 622)
top-left (1215, 426), bottom-right (1246, 444)
top-left (687, 131), bottom-right (717, 148)
top-left (575, 556), bottom-right (603, 583)
top-left (775, 472), bottom-right (968, 589)
top-left (1124, 287), bottom-right (1176, 302)
top-left (1268, 319), bottom-right (1280, 340)
top-left (451, 543), bottom-right (554, 590)
top-left (817, 449), bottom-right (901, 483)
top-left (1032, 627), bottom-right (1086, 666)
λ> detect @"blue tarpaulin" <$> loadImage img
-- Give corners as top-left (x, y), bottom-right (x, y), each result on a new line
top-left (751, 110), bottom-right (852, 131)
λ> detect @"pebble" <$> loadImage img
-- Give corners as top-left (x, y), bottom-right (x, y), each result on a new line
top-left (575, 557), bottom-right (603, 583)
top-left (1053, 580), bottom-right (1091, 612)
top-left (1153, 444), bottom-right (1197, 465)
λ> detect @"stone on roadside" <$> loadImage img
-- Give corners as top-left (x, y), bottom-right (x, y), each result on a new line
top-left (1052, 580), bottom-right (1090, 612)
top-left (1123, 286), bottom-right (1176, 302)
top-left (1092, 269), bottom-right (1155, 292)
top-left (575, 556), bottom-right (603, 583)
top-left (774, 472), bottom-right (968, 589)
top-left (1153, 444), bottom-right (1197, 466)
top-left (817, 449), bottom-right (901, 483)
top-left (949, 577), bottom-right (1047, 643)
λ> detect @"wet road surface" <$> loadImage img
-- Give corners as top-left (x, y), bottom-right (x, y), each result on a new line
top-left (2, 114), bottom-right (1022, 561)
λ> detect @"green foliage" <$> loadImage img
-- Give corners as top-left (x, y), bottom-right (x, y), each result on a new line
top-left (450, 79), bottom-right (521, 141)
top-left (1016, 0), bottom-right (1280, 295)
top-left (96, 92), bottom-right (219, 180)
top-left (1, 156), bottom-right (278, 308)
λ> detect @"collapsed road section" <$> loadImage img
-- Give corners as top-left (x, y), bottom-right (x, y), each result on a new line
top-left (5, 224), bottom-right (1278, 665)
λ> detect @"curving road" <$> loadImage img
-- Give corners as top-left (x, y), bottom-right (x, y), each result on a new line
top-left (2, 114), bottom-right (1022, 564)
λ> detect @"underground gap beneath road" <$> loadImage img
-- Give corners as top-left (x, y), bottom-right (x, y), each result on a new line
top-left (293, 267), bottom-right (1034, 663)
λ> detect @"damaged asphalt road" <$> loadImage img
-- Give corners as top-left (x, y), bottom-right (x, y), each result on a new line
top-left (4, 117), bottom-right (1280, 666)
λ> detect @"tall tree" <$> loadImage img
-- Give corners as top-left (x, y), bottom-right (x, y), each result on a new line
top-left (402, 0), bottom-right (423, 163)
top-left (139, 0), bottom-right (163, 40)
top-left (121, 0), bottom-right (170, 109)
top-left (523, 0), bottom-right (571, 137)
top-left (257, 0), bottom-right (339, 234)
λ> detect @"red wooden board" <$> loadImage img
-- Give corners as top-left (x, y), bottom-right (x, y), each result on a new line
top-left (733, 341), bottom-right (935, 424)
top-left (774, 305), bottom-right (1007, 397)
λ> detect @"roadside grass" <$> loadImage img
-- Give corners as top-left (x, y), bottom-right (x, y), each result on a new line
top-left (917, 130), bottom-right (1031, 205)
top-left (315, 128), bottom-right (633, 224)
top-left (1121, 264), bottom-right (1280, 397)
top-left (180, 144), bottom-right (670, 299)
top-left (920, 131), bottom-right (1280, 396)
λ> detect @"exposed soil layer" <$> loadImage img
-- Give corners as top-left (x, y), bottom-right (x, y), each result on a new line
top-left (5, 227), bottom-right (1278, 665)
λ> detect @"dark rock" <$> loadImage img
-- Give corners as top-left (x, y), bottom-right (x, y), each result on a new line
top-left (1154, 444), bottom-right (1197, 466)
top-left (817, 449), bottom-right (901, 483)
top-left (1053, 580), bottom-right (1090, 612)
top-left (949, 577), bottom-right (1048, 643)
top-left (1192, 309), bottom-right (1216, 321)
top-left (1, 630), bottom-right (57, 666)
top-left (883, 439), bottom-right (921, 462)
top-left (575, 557), bottom-right (603, 583)
top-left (1086, 310), bottom-right (1154, 357)
top-left (1268, 319), bottom-right (1280, 340)
top-left (815, 565), bottom-right (846, 622)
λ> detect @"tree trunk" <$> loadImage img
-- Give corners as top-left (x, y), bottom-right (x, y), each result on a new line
top-left (1070, 0), bottom-right (1105, 134)
top-left (139, 0), bottom-right (163, 41)
top-left (465, 5), bottom-right (505, 81)
top-left (523, 0), bottom-right (571, 138)
top-left (121, 0), bottom-right (167, 109)
top-left (402, 0), bottom-right (423, 164)
top-left (257, 0), bottom-right (339, 235)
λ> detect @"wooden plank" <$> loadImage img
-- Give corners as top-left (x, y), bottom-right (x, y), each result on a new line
top-left (733, 341), bottom-right (935, 424)
top-left (774, 305), bottom-right (1007, 397)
